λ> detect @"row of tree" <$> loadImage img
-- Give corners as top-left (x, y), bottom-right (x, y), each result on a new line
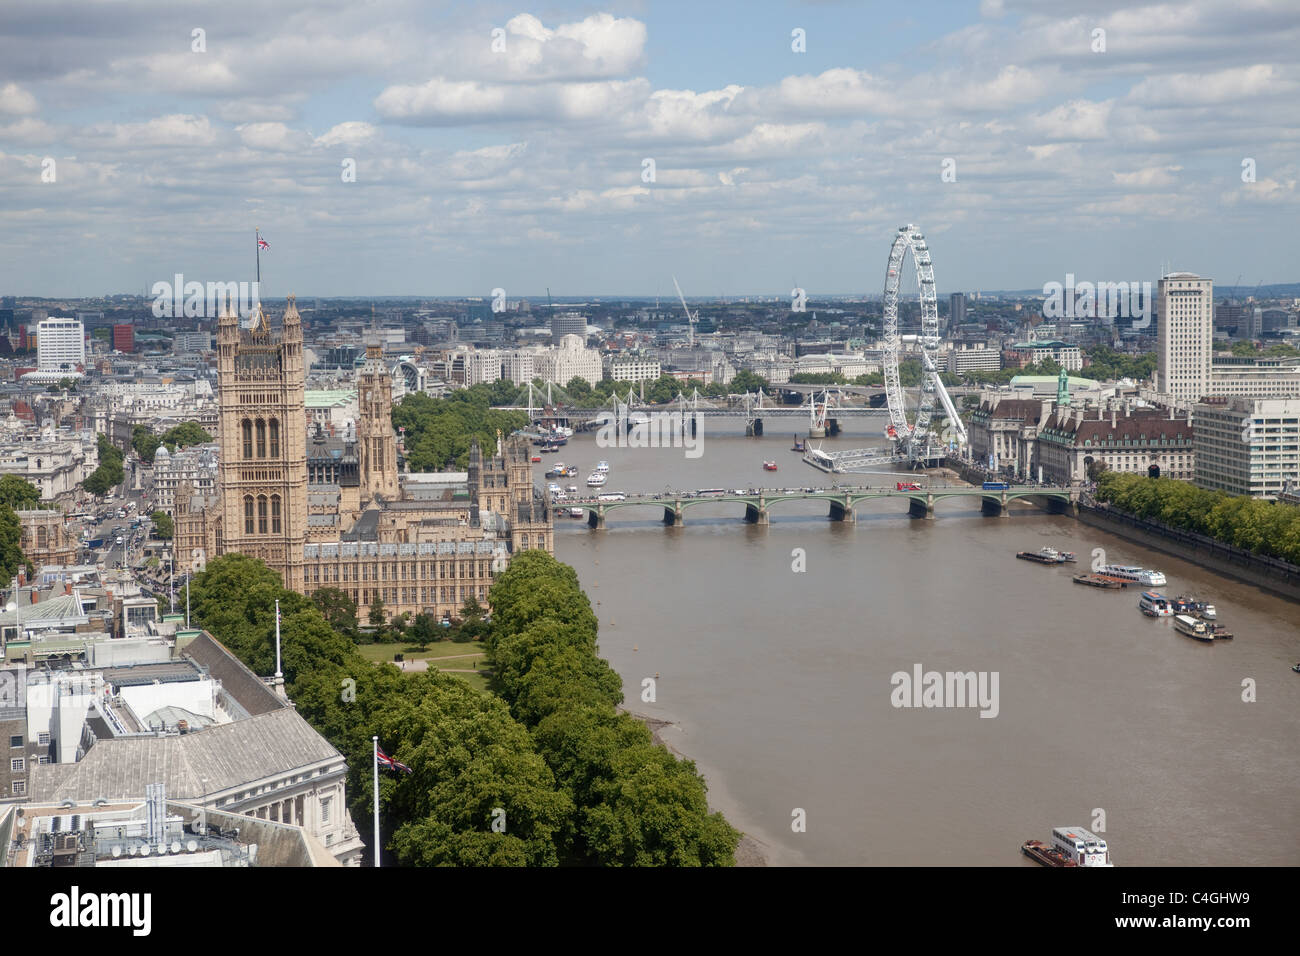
top-left (83, 434), bottom-right (124, 496)
top-left (1095, 472), bottom-right (1300, 564)
top-left (484, 550), bottom-right (740, 864)
top-left (184, 552), bottom-right (739, 865)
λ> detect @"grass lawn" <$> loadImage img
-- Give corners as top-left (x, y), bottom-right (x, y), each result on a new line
top-left (357, 641), bottom-right (487, 664)
top-left (437, 670), bottom-right (491, 694)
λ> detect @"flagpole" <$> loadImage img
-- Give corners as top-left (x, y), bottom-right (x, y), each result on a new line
top-left (185, 578), bottom-right (190, 629)
top-left (372, 735), bottom-right (380, 868)
top-left (255, 227), bottom-right (261, 288)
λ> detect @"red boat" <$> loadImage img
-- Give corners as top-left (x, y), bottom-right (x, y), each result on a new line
top-left (530, 455), bottom-right (541, 463)
top-left (763, 461), bottom-right (778, 471)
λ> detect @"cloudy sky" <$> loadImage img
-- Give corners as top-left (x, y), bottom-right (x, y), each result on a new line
top-left (1, 0), bottom-right (1296, 299)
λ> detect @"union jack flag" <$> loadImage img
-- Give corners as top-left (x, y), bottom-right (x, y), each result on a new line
top-left (377, 746), bottom-right (412, 774)
top-left (257, 237), bottom-right (270, 250)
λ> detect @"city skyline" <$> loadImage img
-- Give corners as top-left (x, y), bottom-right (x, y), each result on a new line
top-left (2, 0), bottom-right (1298, 298)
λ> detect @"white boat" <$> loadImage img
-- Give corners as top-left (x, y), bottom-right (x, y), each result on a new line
top-left (1138, 590), bottom-right (1173, 617)
top-left (566, 485), bottom-right (578, 494)
top-left (1098, 564), bottom-right (1167, 587)
top-left (586, 472), bottom-right (607, 487)
top-left (1049, 827), bottom-right (1113, 867)
top-left (595, 460), bottom-right (610, 473)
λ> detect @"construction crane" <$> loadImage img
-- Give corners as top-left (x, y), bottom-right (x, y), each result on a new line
top-left (672, 275), bottom-right (697, 348)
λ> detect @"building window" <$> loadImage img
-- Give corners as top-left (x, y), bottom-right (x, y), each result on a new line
top-left (11, 781), bottom-right (24, 796)
top-left (8, 735), bottom-right (21, 749)
top-left (244, 495), bottom-right (255, 535)
top-left (37, 732), bottom-right (49, 746)
top-left (242, 419), bottom-right (254, 459)
top-left (10, 757), bottom-right (24, 773)
top-left (321, 796), bottom-right (331, 824)
top-left (258, 496), bottom-right (268, 534)
top-left (271, 495), bottom-right (282, 534)
top-left (269, 418), bottom-right (280, 458)
top-left (256, 419), bottom-right (267, 458)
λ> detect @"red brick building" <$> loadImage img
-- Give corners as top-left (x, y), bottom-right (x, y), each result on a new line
top-left (112, 323), bottom-right (134, 353)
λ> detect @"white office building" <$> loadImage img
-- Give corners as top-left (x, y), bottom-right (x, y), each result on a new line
top-left (1193, 397), bottom-right (1300, 498)
top-left (1156, 273), bottom-right (1213, 405)
top-left (35, 317), bottom-right (86, 374)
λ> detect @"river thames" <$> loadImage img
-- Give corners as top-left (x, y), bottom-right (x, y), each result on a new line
top-left (536, 420), bottom-right (1300, 866)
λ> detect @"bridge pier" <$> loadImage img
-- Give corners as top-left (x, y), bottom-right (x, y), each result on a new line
top-left (587, 508), bottom-right (606, 530)
top-left (827, 418), bottom-right (841, 436)
top-left (744, 502), bottom-right (768, 525)
top-left (663, 504), bottom-right (685, 527)
top-left (828, 500), bottom-right (856, 523)
top-left (808, 425), bottom-right (826, 439)
top-left (981, 495), bottom-right (1007, 517)
top-left (908, 494), bottom-right (934, 519)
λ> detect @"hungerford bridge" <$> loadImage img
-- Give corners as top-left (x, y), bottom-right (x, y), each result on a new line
top-left (513, 384), bottom-right (887, 438)
top-left (558, 485), bottom-right (1082, 529)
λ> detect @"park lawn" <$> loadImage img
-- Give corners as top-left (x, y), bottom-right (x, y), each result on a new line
top-left (356, 641), bottom-right (487, 664)
top-left (437, 670), bottom-right (492, 694)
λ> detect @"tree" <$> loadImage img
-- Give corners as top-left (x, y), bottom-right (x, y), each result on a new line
top-left (161, 421), bottom-right (212, 452)
top-left (132, 425), bottom-right (162, 464)
top-left (408, 612), bottom-right (440, 649)
top-left (728, 370), bottom-right (769, 394)
top-left (0, 475), bottom-right (42, 511)
top-left (311, 587), bottom-right (360, 640)
top-left (84, 435), bottom-right (125, 496)
top-left (150, 511), bottom-right (173, 539)
top-left (0, 506), bottom-right (31, 583)
top-left (369, 596), bottom-right (387, 628)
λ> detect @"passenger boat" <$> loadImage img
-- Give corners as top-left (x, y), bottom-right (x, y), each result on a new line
top-left (1072, 573), bottom-right (1123, 589)
top-left (1138, 590), bottom-right (1173, 617)
top-left (1173, 614), bottom-right (1213, 642)
top-left (763, 460), bottom-right (778, 471)
top-left (595, 461), bottom-right (610, 473)
top-left (1017, 547), bottom-right (1064, 564)
top-left (1097, 564), bottom-right (1167, 587)
top-left (1195, 603), bottom-right (1218, 621)
top-left (586, 472), bottom-right (607, 487)
top-left (1022, 826), bottom-right (1112, 867)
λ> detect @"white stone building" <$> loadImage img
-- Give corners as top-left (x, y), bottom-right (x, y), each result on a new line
top-left (1193, 397), bottom-right (1300, 498)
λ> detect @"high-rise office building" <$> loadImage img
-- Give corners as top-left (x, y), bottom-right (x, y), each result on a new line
top-left (112, 323), bottom-right (134, 353)
top-left (36, 317), bottom-right (86, 371)
top-left (1156, 273), bottom-right (1213, 404)
top-left (550, 311), bottom-right (586, 344)
top-left (949, 292), bottom-right (966, 329)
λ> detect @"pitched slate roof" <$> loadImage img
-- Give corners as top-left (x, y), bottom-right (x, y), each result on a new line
top-left (28, 707), bottom-right (340, 802)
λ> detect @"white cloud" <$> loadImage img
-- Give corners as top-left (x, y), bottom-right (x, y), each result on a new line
top-left (0, 83), bottom-right (38, 116)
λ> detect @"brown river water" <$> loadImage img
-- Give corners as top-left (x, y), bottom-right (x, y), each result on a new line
top-left (535, 419), bottom-right (1300, 866)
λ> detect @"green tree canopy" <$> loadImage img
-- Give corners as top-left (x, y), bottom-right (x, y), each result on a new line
top-left (150, 510), bottom-right (173, 539)
top-left (0, 475), bottom-right (42, 511)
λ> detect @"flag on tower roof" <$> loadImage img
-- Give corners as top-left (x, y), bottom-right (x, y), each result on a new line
top-left (257, 237), bottom-right (270, 250)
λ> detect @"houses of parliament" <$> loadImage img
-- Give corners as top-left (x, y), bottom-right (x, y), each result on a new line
top-left (174, 297), bottom-right (553, 621)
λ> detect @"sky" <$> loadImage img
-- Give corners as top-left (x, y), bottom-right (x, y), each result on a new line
top-left (1, 0), bottom-right (1297, 300)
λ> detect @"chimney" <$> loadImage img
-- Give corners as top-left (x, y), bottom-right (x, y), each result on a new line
top-left (29, 589), bottom-right (37, 605)
top-left (18, 570), bottom-right (25, 587)
top-left (64, 581), bottom-right (71, 595)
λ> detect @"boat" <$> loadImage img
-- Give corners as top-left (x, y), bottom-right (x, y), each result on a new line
top-left (1072, 573), bottom-right (1123, 589)
top-left (1097, 564), bottom-right (1168, 587)
top-left (529, 454), bottom-right (541, 463)
top-left (544, 469), bottom-right (561, 479)
top-left (1057, 551), bottom-right (1077, 563)
top-left (1138, 590), bottom-right (1173, 617)
top-left (586, 472), bottom-right (607, 487)
top-left (1195, 603), bottom-right (1218, 621)
top-left (763, 460), bottom-right (778, 471)
top-left (1017, 547), bottom-right (1064, 564)
top-left (1023, 827), bottom-right (1112, 867)
top-left (595, 461), bottom-right (610, 473)
top-left (792, 437), bottom-right (805, 452)
top-left (1021, 840), bottom-right (1077, 867)
top-left (568, 507), bottom-right (585, 518)
top-left (1293, 663), bottom-right (1300, 674)
top-left (1207, 623), bottom-right (1234, 640)
top-left (1173, 614), bottom-right (1213, 642)
top-left (566, 485), bottom-right (578, 494)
